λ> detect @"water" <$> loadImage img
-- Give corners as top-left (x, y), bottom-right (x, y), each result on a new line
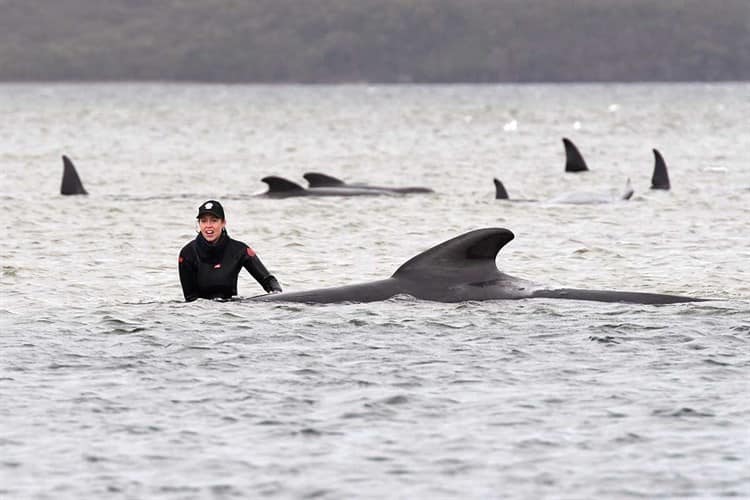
top-left (1, 83), bottom-right (748, 499)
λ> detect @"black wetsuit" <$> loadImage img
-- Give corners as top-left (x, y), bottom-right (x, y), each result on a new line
top-left (178, 230), bottom-right (282, 301)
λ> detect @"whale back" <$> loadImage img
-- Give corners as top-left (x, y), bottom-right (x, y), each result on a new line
top-left (563, 137), bottom-right (589, 173)
top-left (254, 228), bottom-right (520, 303)
top-left (304, 171), bottom-right (433, 194)
top-left (61, 155), bottom-right (88, 195)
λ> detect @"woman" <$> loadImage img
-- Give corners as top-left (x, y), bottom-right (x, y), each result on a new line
top-left (178, 200), bottom-right (282, 301)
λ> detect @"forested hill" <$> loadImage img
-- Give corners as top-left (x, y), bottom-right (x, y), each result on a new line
top-left (1, 0), bottom-right (748, 83)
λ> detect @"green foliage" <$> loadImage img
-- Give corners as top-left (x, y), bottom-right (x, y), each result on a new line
top-left (0, 0), bottom-right (748, 82)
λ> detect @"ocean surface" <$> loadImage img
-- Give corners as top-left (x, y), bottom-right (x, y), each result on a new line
top-left (1, 83), bottom-right (748, 499)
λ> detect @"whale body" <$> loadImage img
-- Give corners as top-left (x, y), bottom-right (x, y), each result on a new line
top-left (252, 228), bottom-right (704, 305)
top-left (258, 176), bottom-right (395, 198)
top-left (303, 172), bottom-right (434, 194)
top-left (494, 178), bottom-right (633, 204)
top-left (547, 179), bottom-right (634, 204)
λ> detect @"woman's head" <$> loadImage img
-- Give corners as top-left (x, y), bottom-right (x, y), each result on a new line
top-left (196, 200), bottom-right (226, 243)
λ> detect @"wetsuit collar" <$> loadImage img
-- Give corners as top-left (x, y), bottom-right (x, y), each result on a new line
top-left (195, 229), bottom-right (229, 262)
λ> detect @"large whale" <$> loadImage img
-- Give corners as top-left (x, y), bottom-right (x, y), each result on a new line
top-left (493, 178), bottom-right (634, 204)
top-left (563, 137), bottom-right (589, 173)
top-left (303, 172), bottom-right (434, 194)
top-left (258, 176), bottom-right (395, 198)
top-left (651, 149), bottom-right (671, 190)
top-left (252, 228), bottom-right (704, 305)
top-left (60, 155), bottom-right (88, 195)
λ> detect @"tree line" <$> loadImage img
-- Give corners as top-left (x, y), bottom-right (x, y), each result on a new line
top-left (1, 0), bottom-right (748, 82)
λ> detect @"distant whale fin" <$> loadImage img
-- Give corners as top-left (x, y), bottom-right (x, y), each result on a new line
top-left (261, 176), bottom-right (306, 193)
top-left (303, 172), bottom-right (346, 187)
top-left (61, 155), bottom-right (88, 195)
top-left (651, 149), bottom-right (670, 190)
top-left (392, 228), bottom-right (514, 281)
top-left (621, 178), bottom-right (634, 200)
top-left (563, 137), bottom-right (589, 172)
top-left (493, 178), bottom-right (510, 199)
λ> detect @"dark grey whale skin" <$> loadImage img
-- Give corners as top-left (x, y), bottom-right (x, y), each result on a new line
top-left (61, 155), bottom-right (88, 195)
top-left (303, 172), bottom-right (434, 194)
top-left (257, 175), bottom-right (396, 198)
top-left (563, 137), bottom-right (589, 173)
top-left (651, 149), bottom-right (671, 190)
top-left (251, 228), bottom-right (706, 305)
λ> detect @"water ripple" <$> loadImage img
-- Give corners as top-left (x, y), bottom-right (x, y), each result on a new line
top-left (1, 82), bottom-right (748, 500)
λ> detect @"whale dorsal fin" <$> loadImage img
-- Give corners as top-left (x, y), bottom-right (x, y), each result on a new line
top-left (61, 155), bottom-right (88, 195)
top-left (393, 228), bottom-right (514, 282)
top-left (493, 178), bottom-right (509, 199)
top-left (621, 178), bottom-right (634, 200)
top-left (563, 137), bottom-right (589, 172)
top-left (303, 172), bottom-right (346, 187)
top-left (651, 149), bottom-right (670, 190)
top-left (261, 176), bottom-right (306, 193)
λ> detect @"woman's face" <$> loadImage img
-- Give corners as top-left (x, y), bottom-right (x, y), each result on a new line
top-left (198, 215), bottom-right (226, 243)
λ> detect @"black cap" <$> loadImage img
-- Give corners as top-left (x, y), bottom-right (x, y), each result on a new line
top-left (196, 200), bottom-right (225, 219)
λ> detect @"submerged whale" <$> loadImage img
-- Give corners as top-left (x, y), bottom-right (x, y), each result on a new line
top-left (303, 172), bottom-right (434, 194)
top-left (60, 155), bottom-right (88, 195)
top-left (651, 149), bottom-right (671, 190)
top-left (252, 228), bottom-right (704, 305)
top-left (563, 137), bottom-right (589, 173)
top-left (493, 178), bottom-right (634, 204)
top-left (258, 176), bottom-right (395, 198)
top-left (562, 139), bottom-right (672, 190)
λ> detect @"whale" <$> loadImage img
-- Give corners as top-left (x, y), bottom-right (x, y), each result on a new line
top-left (547, 178), bottom-right (634, 204)
top-left (303, 172), bottom-right (434, 194)
top-left (60, 155), bottom-right (88, 195)
top-left (494, 178), bottom-right (634, 204)
top-left (258, 176), bottom-right (395, 198)
top-left (251, 228), bottom-right (704, 305)
top-left (563, 137), bottom-right (589, 173)
top-left (651, 149), bottom-right (671, 190)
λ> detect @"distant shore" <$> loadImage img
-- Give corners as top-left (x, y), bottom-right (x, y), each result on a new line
top-left (1, 0), bottom-right (748, 83)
